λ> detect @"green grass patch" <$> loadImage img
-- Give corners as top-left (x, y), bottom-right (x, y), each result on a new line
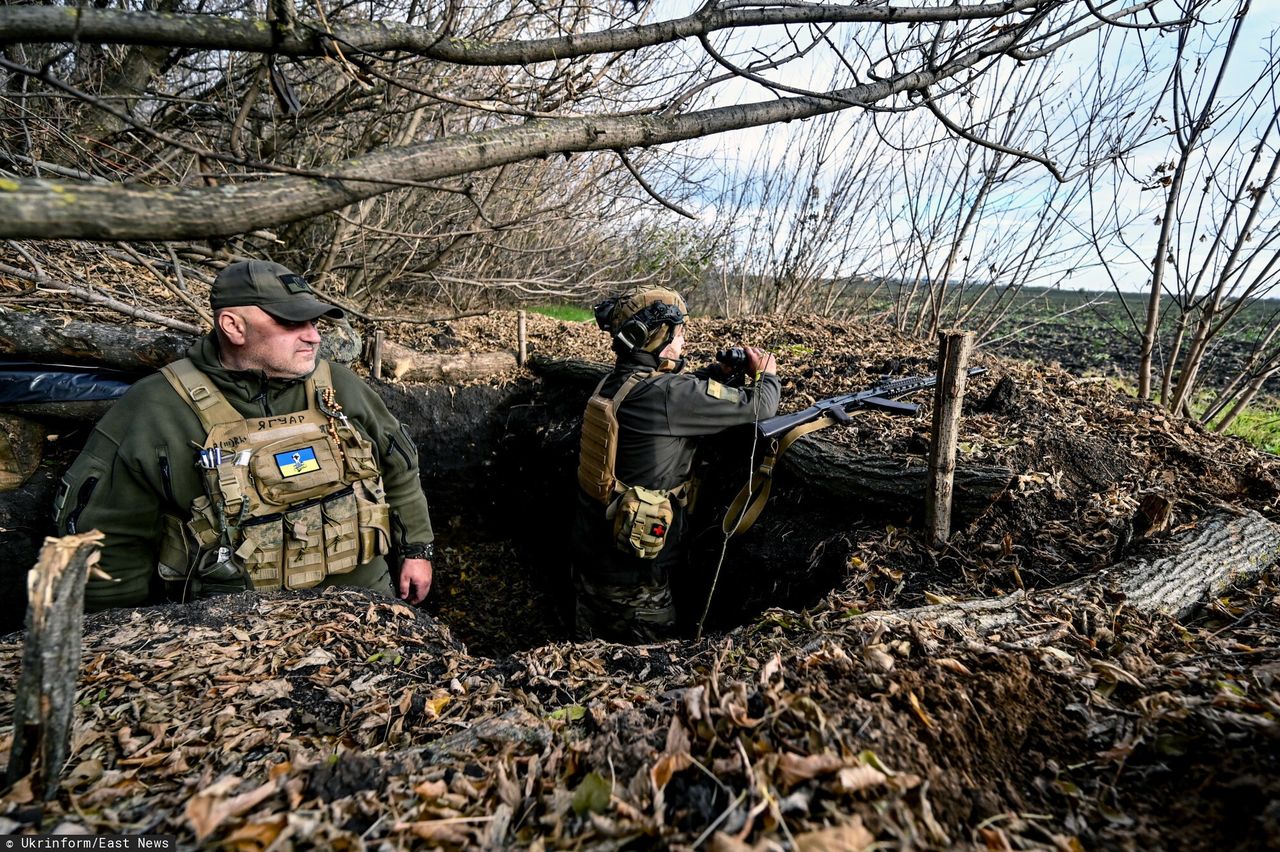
top-left (528, 304), bottom-right (593, 322)
top-left (1208, 404), bottom-right (1280, 454)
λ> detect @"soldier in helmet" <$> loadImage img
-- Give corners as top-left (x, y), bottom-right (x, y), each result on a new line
top-left (572, 288), bottom-right (780, 642)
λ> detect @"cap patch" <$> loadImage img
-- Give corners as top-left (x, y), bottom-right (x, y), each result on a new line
top-left (275, 446), bottom-right (320, 477)
top-left (278, 273), bottom-right (313, 295)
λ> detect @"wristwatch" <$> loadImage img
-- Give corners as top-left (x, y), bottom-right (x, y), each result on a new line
top-left (402, 542), bottom-right (434, 560)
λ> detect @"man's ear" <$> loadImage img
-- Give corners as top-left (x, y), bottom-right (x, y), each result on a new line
top-left (217, 309), bottom-right (248, 346)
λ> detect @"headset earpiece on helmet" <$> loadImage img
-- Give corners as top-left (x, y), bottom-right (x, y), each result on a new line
top-left (596, 289), bottom-right (688, 357)
top-left (593, 297), bottom-right (620, 332)
top-left (614, 316), bottom-right (653, 352)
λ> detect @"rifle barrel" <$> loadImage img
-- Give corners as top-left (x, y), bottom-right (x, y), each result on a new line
top-left (755, 366), bottom-right (985, 439)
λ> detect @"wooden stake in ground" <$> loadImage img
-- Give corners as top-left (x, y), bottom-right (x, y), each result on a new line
top-left (7, 532), bottom-right (104, 799)
top-left (372, 329), bottom-right (385, 380)
top-left (925, 330), bottom-right (975, 549)
top-left (517, 311), bottom-right (528, 367)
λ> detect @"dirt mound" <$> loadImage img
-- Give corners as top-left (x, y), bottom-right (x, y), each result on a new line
top-left (1, 572), bottom-right (1276, 848)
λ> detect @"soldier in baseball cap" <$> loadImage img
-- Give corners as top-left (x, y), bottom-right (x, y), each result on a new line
top-left (56, 256), bottom-right (437, 615)
top-left (210, 260), bottom-right (345, 322)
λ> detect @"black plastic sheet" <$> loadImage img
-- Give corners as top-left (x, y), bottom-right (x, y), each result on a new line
top-left (0, 362), bottom-right (134, 405)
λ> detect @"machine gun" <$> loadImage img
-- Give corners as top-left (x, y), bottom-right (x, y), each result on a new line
top-left (756, 368), bottom-right (986, 439)
top-left (722, 367), bottom-right (986, 536)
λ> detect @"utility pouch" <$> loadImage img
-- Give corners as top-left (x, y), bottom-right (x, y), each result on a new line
top-left (235, 517), bottom-right (286, 591)
top-left (156, 514), bottom-right (190, 582)
top-left (187, 496), bottom-right (222, 551)
top-left (250, 436), bottom-right (345, 507)
top-left (283, 502), bottom-right (326, 590)
top-left (335, 425), bottom-right (381, 482)
top-left (321, 489), bottom-right (361, 575)
top-left (610, 486), bottom-right (674, 560)
top-left (355, 480), bottom-right (391, 563)
top-left (193, 545), bottom-right (250, 587)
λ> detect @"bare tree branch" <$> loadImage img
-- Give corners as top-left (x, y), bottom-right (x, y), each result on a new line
top-left (616, 149), bottom-right (699, 220)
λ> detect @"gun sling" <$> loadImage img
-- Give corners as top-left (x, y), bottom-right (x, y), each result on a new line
top-left (721, 413), bottom-right (843, 536)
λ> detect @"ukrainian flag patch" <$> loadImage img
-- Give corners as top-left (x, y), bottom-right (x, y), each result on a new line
top-left (275, 446), bottom-right (321, 477)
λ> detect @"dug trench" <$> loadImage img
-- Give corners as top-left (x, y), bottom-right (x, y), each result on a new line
top-left (360, 372), bottom-right (1280, 847)
top-left (2, 337), bottom-right (1279, 847)
top-left (376, 370), bottom-right (891, 657)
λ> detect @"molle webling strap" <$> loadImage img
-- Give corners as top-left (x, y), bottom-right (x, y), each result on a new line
top-left (577, 370), bottom-right (653, 504)
top-left (161, 358), bottom-right (244, 433)
top-left (308, 359), bottom-right (332, 406)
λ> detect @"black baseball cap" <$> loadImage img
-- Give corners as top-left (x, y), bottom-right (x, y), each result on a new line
top-left (210, 260), bottom-right (345, 322)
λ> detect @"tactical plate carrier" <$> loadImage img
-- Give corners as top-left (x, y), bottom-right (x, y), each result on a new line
top-left (158, 359), bottom-right (392, 593)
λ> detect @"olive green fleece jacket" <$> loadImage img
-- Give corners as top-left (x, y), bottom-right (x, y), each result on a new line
top-left (56, 335), bottom-right (433, 611)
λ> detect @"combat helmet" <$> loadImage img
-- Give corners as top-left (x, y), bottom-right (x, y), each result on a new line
top-left (594, 288), bottom-right (688, 355)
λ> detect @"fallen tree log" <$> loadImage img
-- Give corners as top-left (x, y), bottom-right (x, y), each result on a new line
top-left (0, 313), bottom-right (523, 404)
top-left (0, 311), bottom-right (361, 372)
top-left (782, 438), bottom-right (1011, 524)
top-left (379, 339), bottom-right (518, 383)
top-left (527, 354), bottom-right (611, 388)
top-left (0, 311), bottom-right (194, 371)
top-left (869, 509), bottom-right (1280, 643)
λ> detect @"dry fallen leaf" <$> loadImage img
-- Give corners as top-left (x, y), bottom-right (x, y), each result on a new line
top-left (651, 751), bottom-right (693, 791)
top-left (794, 818), bottom-right (874, 851)
top-left (835, 764), bottom-right (888, 794)
top-left (777, 752), bottom-right (845, 787)
top-left (185, 777), bottom-right (279, 842)
top-left (907, 691), bottom-right (936, 730)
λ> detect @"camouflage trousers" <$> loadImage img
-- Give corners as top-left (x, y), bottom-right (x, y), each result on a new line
top-left (571, 489), bottom-right (684, 643)
top-left (572, 570), bottom-right (678, 644)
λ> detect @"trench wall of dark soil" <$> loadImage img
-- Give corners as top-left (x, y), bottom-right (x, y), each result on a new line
top-left (0, 374), bottom-right (843, 645)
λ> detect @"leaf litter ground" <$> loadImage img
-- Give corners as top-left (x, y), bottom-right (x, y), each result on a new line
top-left (1, 311), bottom-right (1278, 849)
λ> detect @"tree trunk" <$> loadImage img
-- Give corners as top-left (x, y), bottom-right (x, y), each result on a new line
top-left (782, 437), bottom-right (1011, 525)
top-left (925, 330), bottom-right (975, 545)
top-left (0, 311), bottom-right (196, 371)
top-left (7, 532), bottom-right (103, 799)
top-left (870, 510), bottom-right (1280, 643)
top-left (0, 14), bottom-right (1042, 242)
top-left (380, 339), bottom-right (518, 383)
top-left (527, 355), bottom-right (611, 388)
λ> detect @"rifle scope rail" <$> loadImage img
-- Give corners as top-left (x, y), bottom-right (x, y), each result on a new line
top-left (757, 366), bottom-right (986, 440)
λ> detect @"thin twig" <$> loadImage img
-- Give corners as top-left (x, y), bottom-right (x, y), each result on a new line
top-left (117, 243), bottom-right (213, 327)
top-left (615, 150), bottom-right (699, 220)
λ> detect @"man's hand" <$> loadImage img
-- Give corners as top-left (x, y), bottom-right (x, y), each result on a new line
top-left (744, 346), bottom-right (777, 376)
top-left (399, 558), bottom-right (433, 604)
